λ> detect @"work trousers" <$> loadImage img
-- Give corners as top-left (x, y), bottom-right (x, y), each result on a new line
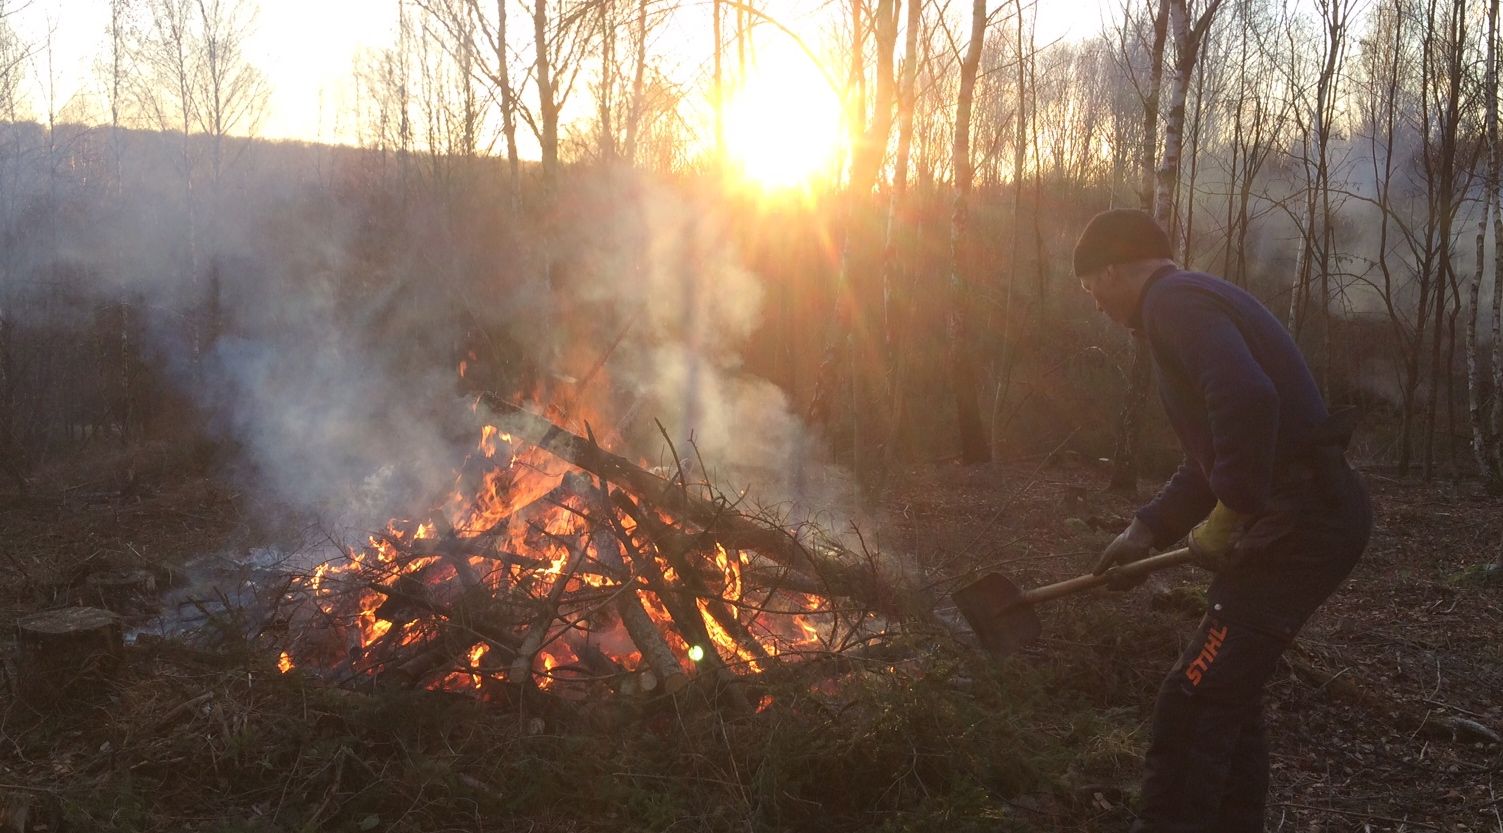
top-left (1131, 462), bottom-right (1372, 833)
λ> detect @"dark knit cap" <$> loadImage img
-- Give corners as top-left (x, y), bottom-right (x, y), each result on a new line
top-left (1072, 209), bottom-right (1172, 277)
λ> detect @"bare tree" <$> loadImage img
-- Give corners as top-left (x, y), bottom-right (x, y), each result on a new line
top-left (1107, 0), bottom-right (1169, 493)
top-left (948, 0), bottom-right (991, 463)
top-left (1491, 0), bottom-right (1503, 485)
top-left (1153, 0), bottom-right (1223, 244)
top-left (1417, 0), bottom-right (1479, 479)
top-left (1286, 0), bottom-right (1356, 401)
top-left (623, 0), bottom-right (650, 164)
top-left (192, 0), bottom-right (267, 185)
top-left (713, 0), bottom-right (725, 165)
top-left (878, 0), bottom-right (925, 479)
top-left (0, 2), bottom-right (26, 489)
top-left (533, 0), bottom-right (558, 192)
top-left (1468, 0), bottom-right (1500, 487)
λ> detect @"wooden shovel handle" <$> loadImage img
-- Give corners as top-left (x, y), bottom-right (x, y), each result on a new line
top-left (1016, 547), bottom-right (1194, 607)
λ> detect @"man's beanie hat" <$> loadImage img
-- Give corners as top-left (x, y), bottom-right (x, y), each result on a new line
top-left (1072, 209), bottom-right (1172, 277)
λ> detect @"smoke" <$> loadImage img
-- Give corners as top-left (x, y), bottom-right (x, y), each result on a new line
top-left (543, 169), bottom-right (858, 529)
top-left (0, 125), bottom-right (858, 539)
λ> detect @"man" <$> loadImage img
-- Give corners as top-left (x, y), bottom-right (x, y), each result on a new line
top-left (1074, 209), bottom-right (1372, 832)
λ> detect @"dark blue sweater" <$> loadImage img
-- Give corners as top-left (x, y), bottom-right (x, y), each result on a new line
top-left (1133, 267), bottom-right (1329, 548)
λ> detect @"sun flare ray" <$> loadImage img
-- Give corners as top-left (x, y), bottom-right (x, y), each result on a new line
top-left (722, 41), bottom-right (846, 190)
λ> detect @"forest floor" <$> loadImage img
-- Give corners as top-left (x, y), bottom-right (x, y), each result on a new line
top-left (0, 444), bottom-right (1499, 832)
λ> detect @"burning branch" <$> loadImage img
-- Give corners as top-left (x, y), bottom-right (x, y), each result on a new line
top-left (266, 395), bottom-right (928, 707)
top-left (480, 394), bottom-right (925, 621)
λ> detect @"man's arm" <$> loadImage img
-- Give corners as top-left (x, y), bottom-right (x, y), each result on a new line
top-left (1136, 457), bottom-right (1217, 548)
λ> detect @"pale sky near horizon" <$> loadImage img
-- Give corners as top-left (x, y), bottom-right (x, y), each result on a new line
top-left (5, 0), bottom-right (1109, 148)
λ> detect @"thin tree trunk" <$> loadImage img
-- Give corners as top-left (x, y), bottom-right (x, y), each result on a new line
top-left (624, 0), bottom-right (648, 165)
top-left (877, 0), bottom-right (922, 482)
top-left (533, 0), bottom-right (558, 195)
top-left (1469, 0), bottom-right (1498, 486)
top-left (807, 0), bottom-right (898, 482)
top-left (1426, 0), bottom-right (1468, 480)
top-left (1110, 0), bottom-right (1172, 494)
top-left (713, 0), bottom-right (725, 165)
top-left (494, 0), bottom-right (520, 204)
top-left (948, 0), bottom-right (990, 463)
top-left (598, 0), bottom-right (615, 160)
top-left (1492, 0), bottom-right (1503, 480)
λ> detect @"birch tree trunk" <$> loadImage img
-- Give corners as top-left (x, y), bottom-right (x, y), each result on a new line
top-left (1153, 0), bottom-right (1222, 238)
top-left (1111, 0), bottom-right (1220, 492)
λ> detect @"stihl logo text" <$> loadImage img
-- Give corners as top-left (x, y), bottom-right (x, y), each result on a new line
top-left (1184, 624), bottom-right (1229, 686)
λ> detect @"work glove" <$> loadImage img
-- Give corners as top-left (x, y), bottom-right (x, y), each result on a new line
top-left (1187, 502), bottom-right (1253, 572)
top-left (1093, 517), bottom-right (1155, 590)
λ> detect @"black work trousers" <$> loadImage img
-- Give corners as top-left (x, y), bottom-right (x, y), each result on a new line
top-left (1131, 462), bottom-right (1372, 833)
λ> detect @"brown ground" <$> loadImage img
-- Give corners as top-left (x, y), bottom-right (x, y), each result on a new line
top-left (0, 447), bottom-right (1499, 831)
top-left (886, 456), bottom-right (1503, 831)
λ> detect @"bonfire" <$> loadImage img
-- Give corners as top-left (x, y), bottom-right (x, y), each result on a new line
top-left (271, 394), bottom-right (927, 707)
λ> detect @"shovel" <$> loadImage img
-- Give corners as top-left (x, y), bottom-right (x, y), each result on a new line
top-left (953, 547), bottom-right (1194, 657)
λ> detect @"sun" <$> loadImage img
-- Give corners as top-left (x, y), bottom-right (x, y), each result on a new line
top-left (722, 41), bottom-right (846, 190)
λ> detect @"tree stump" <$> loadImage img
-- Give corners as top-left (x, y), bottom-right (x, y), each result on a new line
top-left (0, 789), bottom-right (60, 833)
top-left (84, 568), bottom-right (157, 614)
top-left (14, 607), bottom-right (123, 706)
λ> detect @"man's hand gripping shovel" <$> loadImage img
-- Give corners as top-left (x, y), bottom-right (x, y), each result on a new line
top-left (952, 547), bottom-right (1193, 657)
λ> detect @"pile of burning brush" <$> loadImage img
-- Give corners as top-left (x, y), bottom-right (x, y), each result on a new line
top-left (268, 396), bottom-right (929, 708)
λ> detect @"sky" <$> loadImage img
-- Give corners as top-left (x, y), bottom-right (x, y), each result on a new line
top-left (3, 0), bottom-right (1109, 147)
top-left (6, 0), bottom-right (395, 141)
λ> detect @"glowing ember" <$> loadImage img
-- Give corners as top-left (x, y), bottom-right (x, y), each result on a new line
top-left (467, 643), bottom-right (490, 689)
top-left (278, 651), bottom-right (294, 673)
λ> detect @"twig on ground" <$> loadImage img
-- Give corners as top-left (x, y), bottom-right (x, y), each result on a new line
top-left (1271, 802), bottom-right (1442, 831)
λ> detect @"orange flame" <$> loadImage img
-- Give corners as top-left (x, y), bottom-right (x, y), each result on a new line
top-left (285, 387), bottom-right (833, 696)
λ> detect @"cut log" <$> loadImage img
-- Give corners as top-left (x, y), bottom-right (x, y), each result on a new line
top-left (585, 484), bottom-right (689, 693)
top-left (615, 494), bottom-right (772, 664)
top-left (602, 499), bottom-right (750, 710)
top-left (615, 587), bottom-right (688, 694)
top-left (15, 607), bottom-right (124, 706)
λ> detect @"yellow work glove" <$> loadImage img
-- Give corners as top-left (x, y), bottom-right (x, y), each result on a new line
top-left (1187, 502), bottom-right (1253, 572)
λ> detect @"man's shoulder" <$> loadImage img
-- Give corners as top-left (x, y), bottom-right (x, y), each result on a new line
top-left (1150, 269), bottom-right (1229, 294)
top-left (1142, 270), bottom-right (1234, 317)
top-left (1142, 269), bottom-right (1286, 345)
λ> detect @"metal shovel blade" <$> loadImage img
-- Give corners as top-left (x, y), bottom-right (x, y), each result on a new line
top-left (953, 572), bottom-right (1042, 657)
